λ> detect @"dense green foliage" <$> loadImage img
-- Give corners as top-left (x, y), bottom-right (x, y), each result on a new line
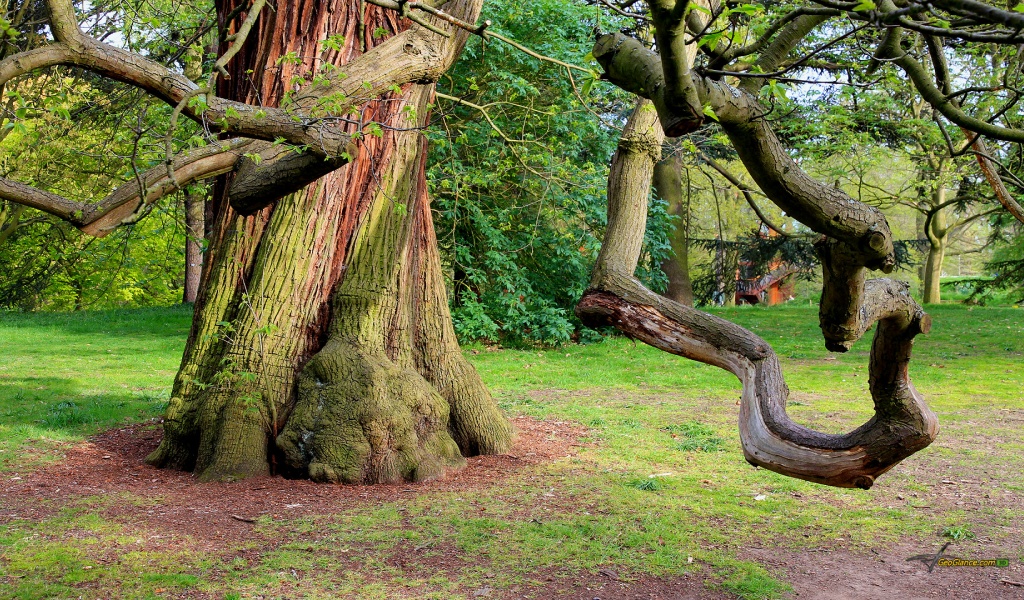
top-left (1, 0), bottom-right (683, 336)
top-left (429, 0), bottom-right (672, 345)
top-left (0, 206), bottom-right (187, 310)
top-left (2, 0), bottom-right (1023, 325)
top-left (0, 0), bottom-right (209, 311)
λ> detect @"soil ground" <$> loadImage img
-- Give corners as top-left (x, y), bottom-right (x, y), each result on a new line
top-left (3, 417), bottom-right (1021, 599)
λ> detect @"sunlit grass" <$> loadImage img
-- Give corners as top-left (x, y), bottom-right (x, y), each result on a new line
top-left (1, 303), bottom-right (1021, 599)
top-left (0, 307), bottom-right (190, 471)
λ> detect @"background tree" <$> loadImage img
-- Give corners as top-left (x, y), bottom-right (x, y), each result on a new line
top-left (776, 57), bottom-right (1007, 304)
top-left (653, 152), bottom-right (695, 305)
top-left (5, 0), bottom-right (1024, 489)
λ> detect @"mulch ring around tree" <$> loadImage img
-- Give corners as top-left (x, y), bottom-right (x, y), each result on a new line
top-left (1, 417), bottom-right (735, 598)
top-left (0, 415), bottom-right (591, 549)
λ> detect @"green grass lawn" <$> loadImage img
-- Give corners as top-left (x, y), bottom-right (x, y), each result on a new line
top-left (0, 307), bottom-right (192, 471)
top-left (1, 303), bottom-right (1022, 599)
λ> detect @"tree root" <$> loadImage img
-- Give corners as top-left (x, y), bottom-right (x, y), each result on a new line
top-left (276, 339), bottom-right (466, 484)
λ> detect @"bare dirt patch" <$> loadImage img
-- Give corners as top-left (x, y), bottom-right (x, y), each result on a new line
top-left (744, 545), bottom-right (1024, 600)
top-left (500, 570), bottom-right (733, 599)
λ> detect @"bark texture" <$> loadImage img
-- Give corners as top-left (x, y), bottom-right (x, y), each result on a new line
top-left (146, 0), bottom-right (511, 482)
top-left (653, 155), bottom-right (694, 306)
top-left (183, 189), bottom-right (205, 304)
top-left (922, 190), bottom-right (949, 305)
top-left (275, 86), bottom-right (509, 483)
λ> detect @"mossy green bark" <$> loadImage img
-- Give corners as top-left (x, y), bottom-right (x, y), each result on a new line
top-left (150, 84), bottom-right (512, 483)
top-left (278, 340), bottom-right (464, 483)
top-left (277, 86), bottom-right (510, 482)
top-left (147, 0), bottom-right (509, 483)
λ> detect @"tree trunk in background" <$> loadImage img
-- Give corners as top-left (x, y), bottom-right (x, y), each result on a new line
top-left (653, 155), bottom-right (693, 306)
top-left (182, 189), bottom-right (204, 304)
top-left (915, 206), bottom-right (927, 290)
top-left (146, 0), bottom-right (511, 482)
top-left (0, 203), bottom-right (24, 246)
top-left (923, 199), bottom-right (949, 305)
top-left (923, 233), bottom-right (946, 304)
top-left (714, 243), bottom-right (738, 307)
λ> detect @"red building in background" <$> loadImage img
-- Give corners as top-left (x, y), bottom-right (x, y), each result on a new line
top-left (734, 229), bottom-right (795, 306)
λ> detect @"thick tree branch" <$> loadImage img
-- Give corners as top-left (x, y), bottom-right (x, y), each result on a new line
top-left (0, 0), bottom-right (486, 230)
top-left (922, 34), bottom-right (1024, 224)
top-left (594, 32), bottom-right (895, 270)
top-left (871, 4), bottom-right (1024, 143)
top-left (970, 140), bottom-right (1024, 224)
top-left (578, 101), bottom-right (937, 489)
top-left (649, 0), bottom-right (705, 131)
top-left (710, 7), bottom-right (840, 68)
top-left (0, 140), bottom-right (251, 236)
top-left (927, 0), bottom-right (1024, 29)
top-left (737, 13), bottom-right (831, 94)
top-left (41, 0), bottom-right (354, 156)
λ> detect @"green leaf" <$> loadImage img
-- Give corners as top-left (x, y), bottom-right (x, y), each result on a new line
top-left (699, 31), bottom-right (725, 51)
top-left (320, 33), bottom-right (346, 52)
top-left (702, 105), bottom-right (719, 122)
top-left (581, 77), bottom-right (595, 97)
top-left (853, 0), bottom-right (876, 11)
top-left (729, 4), bottom-right (763, 15)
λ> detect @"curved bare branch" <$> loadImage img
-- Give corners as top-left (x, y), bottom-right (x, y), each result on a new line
top-left (578, 101), bottom-right (937, 489)
top-left (0, 0), bottom-right (485, 231)
top-left (40, 0), bottom-right (353, 156)
top-left (594, 32), bottom-right (896, 270)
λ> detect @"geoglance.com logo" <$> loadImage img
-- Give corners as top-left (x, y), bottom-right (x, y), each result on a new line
top-left (906, 542), bottom-right (1012, 573)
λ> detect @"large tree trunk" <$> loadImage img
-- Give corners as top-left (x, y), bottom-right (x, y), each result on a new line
top-left (653, 155), bottom-right (694, 306)
top-left (146, 0), bottom-right (511, 482)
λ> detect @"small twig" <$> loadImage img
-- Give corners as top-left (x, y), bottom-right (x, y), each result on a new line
top-left (230, 514), bottom-right (257, 523)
